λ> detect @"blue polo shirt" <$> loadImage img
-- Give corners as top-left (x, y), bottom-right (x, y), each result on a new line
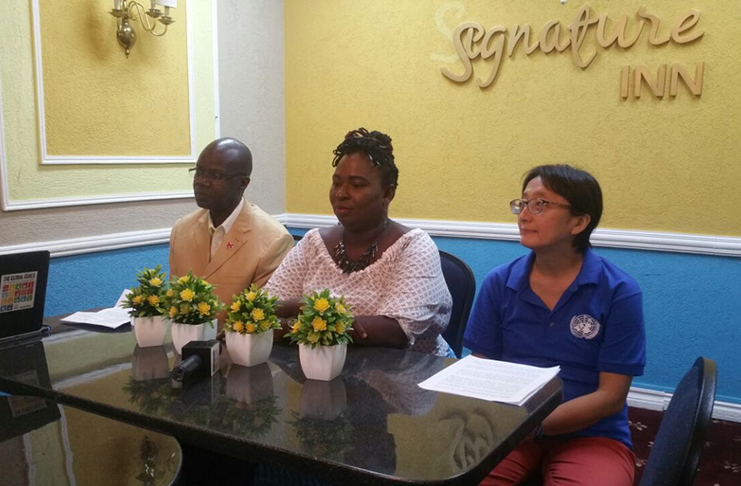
top-left (463, 249), bottom-right (645, 448)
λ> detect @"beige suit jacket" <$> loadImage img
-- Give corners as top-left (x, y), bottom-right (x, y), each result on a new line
top-left (169, 201), bottom-right (293, 329)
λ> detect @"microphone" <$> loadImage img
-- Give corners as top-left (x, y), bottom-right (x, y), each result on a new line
top-left (171, 340), bottom-right (220, 383)
top-left (171, 355), bottom-right (202, 382)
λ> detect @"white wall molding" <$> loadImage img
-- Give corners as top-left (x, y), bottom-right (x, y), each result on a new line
top-left (0, 215), bottom-right (739, 420)
top-left (283, 213), bottom-right (741, 258)
top-left (30, 0), bottom-right (198, 165)
top-left (0, 227), bottom-right (171, 258)
top-left (628, 387), bottom-right (741, 423)
top-left (0, 2), bottom-right (216, 211)
top-left (212, 0), bottom-right (221, 139)
top-left (2, 191), bottom-right (194, 212)
top-left (0, 56), bottom-right (9, 213)
top-left (2, 212), bottom-right (740, 258)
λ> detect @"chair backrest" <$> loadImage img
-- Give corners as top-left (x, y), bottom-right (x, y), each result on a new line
top-left (638, 357), bottom-right (717, 486)
top-left (438, 250), bottom-right (476, 358)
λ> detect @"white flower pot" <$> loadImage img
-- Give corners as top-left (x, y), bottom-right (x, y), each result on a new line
top-left (171, 319), bottom-right (217, 354)
top-left (298, 343), bottom-right (347, 381)
top-left (131, 316), bottom-right (168, 348)
top-left (226, 363), bottom-right (274, 403)
top-left (226, 330), bottom-right (274, 367)
top-left (299, 378), bottom-right (347, 419)
top-left (132, 345), bottom-right (170, 380)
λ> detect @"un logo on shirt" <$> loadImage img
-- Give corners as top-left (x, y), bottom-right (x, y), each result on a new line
top-left (570, 314), bottom-right (601, 339)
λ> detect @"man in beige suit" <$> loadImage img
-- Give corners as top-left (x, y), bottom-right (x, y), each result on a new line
top-left (169, 138), bottom-right (293, 329)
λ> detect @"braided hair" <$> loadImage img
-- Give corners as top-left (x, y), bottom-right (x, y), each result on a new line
top-left (332, 128), bottom-right (399, 188)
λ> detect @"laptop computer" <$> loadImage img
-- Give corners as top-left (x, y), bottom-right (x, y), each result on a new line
top-left (0, 250), bottom-right (50, 344)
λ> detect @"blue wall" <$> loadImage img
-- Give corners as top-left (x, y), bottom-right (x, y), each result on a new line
top-left (429, 237), bottom-right (741, 405)
top-left (46, 244), bottom-right (170, 317)
top-left (47, 236), bottom-right (741, 404)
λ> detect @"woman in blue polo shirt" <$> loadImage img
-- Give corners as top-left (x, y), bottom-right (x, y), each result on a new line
top-left (464, 165), bottom-right (645, 486)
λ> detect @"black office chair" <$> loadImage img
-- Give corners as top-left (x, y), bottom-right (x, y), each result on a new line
top-left (438, 250), bottom-right (476, 358)
top-left (638, 356), bottom-right (717, 486)
top-left (522, 357), bottom-right (717, 486)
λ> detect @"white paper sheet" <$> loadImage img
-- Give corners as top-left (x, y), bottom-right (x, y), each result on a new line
top-left (418, 355), bottom-right (560, 405)
top-left (60, 289), bottom-right (132, 329)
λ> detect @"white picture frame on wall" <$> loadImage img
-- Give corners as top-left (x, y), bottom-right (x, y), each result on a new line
top-left (0, 0), bottom-right (220, 211)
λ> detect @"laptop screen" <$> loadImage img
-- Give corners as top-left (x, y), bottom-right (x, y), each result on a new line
top-left (0, 251), bottom-right (50, 342)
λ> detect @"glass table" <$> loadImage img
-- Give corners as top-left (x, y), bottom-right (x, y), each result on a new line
top-left (0, 317), bottom-right (561, 485)
top-left (1, 392), bottom-right (180, 485)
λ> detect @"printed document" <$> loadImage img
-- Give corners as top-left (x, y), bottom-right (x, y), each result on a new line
top-left (418, 355), bottom-right (560, 405)
top-left (60, 290), bottom-right (130, 329)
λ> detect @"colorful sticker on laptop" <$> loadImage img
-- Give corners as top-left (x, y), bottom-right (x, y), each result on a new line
top-left (0, 271), bottom-right (37, 313)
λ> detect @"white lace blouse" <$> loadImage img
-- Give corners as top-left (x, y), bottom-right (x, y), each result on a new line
top-left (265, 228), bottom-right (452, 356)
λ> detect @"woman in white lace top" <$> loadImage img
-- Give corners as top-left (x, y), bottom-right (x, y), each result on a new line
top-left (266, 128), bottom-right (453, 356)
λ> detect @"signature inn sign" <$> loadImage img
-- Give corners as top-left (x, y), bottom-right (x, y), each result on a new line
top-left (441, 5), bottom-right (705, 98)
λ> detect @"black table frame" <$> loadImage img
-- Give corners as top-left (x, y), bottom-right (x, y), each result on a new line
top-left (0, 323), bottom-right (562, 486)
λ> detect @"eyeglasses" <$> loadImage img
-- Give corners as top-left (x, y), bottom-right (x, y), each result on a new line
top-left (188, 168), bottom-right (246, 182)
top-left (510, 198), bottom-right (571, 215)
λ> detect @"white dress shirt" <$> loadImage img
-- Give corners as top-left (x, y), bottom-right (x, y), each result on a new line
top-left (208, 198), bottom-right (245, 259)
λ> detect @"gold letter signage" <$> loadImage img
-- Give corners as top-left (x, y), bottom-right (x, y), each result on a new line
top-left (441, 5), bottom-right (705, 98)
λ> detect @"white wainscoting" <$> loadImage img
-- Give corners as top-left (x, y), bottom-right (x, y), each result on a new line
top-left (1, 212), bottom-right (739, 422)
top-left (282, 213), bottom-right (741, 258)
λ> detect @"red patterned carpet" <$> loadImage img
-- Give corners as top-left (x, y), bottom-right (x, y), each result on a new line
top-left (629, 407), bottom-right (741, 486)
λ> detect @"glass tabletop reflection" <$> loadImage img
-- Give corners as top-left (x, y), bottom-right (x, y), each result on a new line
top-left (0, 320), bottom-right (561, 486)
top-left (0, 395), bottom-right (181, 486)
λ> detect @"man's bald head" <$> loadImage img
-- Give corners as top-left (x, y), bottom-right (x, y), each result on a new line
top-left (200, 138), bottom-right (253, 178)
top-left (193, 138), bottom-right (253, 222)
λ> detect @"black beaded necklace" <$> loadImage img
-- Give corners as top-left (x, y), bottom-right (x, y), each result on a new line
top-left (334, 220), bottom-right (389, 274)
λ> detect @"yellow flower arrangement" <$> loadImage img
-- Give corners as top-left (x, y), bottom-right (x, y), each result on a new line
top-left (122, 266), bottom-right (168, 318)
top-left (313, 298), bottom-right (330, 313)
top-left (224, 284), bottom-right (280, 335)
top-left (285, 289), bottom-right (354, 348)
top-left (197, 302), bottom-right (211, 316)
top-left (161, 270), bottom-right (224, 326)
top-left (312, 317), bottom-right (327, 332)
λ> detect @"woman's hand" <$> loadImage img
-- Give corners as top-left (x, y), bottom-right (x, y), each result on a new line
top-left (273, 318), bottom-right (290, 342)
top-left (352, 320), bottom-right (368, 340)
top-left (275, 299), bottom-right (302, 318)
top-left (351, 316), bottom-right (406, 348)
top-left (541, 371), bottom-right (632, 436)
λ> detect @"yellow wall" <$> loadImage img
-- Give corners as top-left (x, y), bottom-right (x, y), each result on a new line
top-left (284, 0), bottom-right (741, 236)
top-left (40, 0), bottom-right (190, 156)
top-left (0, 0), bottom-right (215, 202)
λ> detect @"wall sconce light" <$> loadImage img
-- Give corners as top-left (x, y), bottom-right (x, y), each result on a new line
top-left (110, 0), bottom-right (177, 58)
